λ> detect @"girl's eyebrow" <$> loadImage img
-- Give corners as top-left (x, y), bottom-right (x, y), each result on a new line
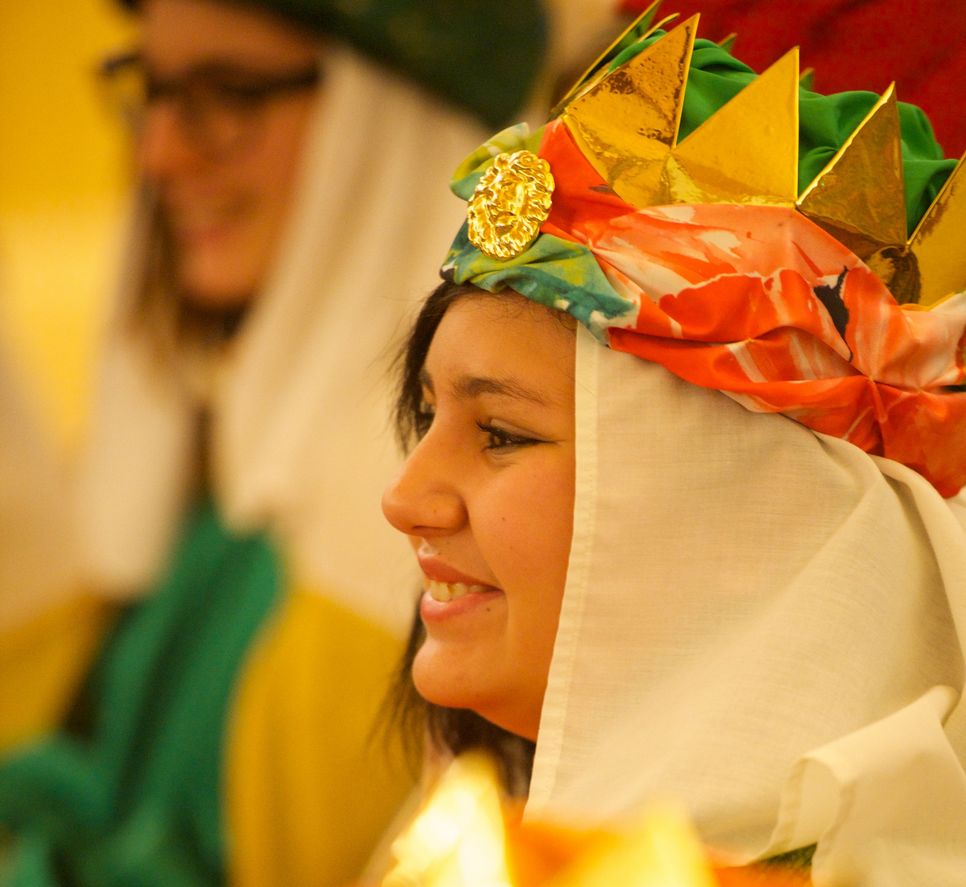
top-left (418, 368), bottom-right (549, 406)
top-left (453, 374), bottom-right (550, 406)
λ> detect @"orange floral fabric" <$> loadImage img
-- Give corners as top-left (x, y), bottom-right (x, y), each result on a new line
top-left (540, 120), bottom-right (966, 496)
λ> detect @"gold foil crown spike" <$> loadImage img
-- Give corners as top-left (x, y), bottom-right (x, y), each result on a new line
top-left (906, 152), bottom-right (966, 306)
top-left (798, 83), bottom-right (966, 306)
top-left (549, 0), bottom-right (670, 117)
top-left (562, 15), bottom-right (698, 209)
top-left (560, 17), bottom-right (799, 209)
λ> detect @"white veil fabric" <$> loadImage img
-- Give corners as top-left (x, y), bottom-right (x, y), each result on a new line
top-left (74, 45), bottom-right (490, 633)
top-left (528, 326), bottom-right (966, 884)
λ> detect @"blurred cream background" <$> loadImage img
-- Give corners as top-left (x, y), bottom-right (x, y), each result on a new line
top-left (0, 1), bottom-right (134, 451)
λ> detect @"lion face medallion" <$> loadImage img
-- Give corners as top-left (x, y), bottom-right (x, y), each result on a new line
top-left (467, 150), bottom-right (555, 261)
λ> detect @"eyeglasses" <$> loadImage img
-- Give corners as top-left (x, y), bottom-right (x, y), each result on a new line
top-left (98, 51), bottom-right (321, 159)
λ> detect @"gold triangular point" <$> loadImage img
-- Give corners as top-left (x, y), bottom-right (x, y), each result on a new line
top-left (909, 151), bottom-right (966, 306)
top-left (798, 84), bottom-right (907, 257)
top-left (550, 1), bottom-right (666, 116)
top-left (563, 16), bottom-right (699, 207)
top-left (669, 48), bottom-right (800, 205)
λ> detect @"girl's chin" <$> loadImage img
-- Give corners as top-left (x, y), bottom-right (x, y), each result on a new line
top-left (176, 251), bottom-right (263, 308)
top-left (412, 642), bottom-right (490, 712)
top-left (411, 647), bottom-right (539, 741)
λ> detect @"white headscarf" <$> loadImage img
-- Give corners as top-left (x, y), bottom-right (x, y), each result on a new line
top-left (74, 45), bottom-right (491, 633)
top-left (528, 326), bottom-right (966, 884)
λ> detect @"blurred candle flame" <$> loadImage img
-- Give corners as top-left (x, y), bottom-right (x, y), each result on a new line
top-left (380, 753), bottom-right (762, 887)
top-left (383, 753), bottom-right (514, 887)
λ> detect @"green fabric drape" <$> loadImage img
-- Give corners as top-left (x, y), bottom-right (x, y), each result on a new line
top-left (0, 500), bottom-right (281, 886)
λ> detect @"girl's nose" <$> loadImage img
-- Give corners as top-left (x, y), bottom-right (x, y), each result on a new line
top-left (381, 435), bottom-right (467, 538)
top-left (137, 102), bottom-right (203, 180)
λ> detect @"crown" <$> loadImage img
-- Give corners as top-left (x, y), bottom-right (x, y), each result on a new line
top-left (481, 3), bottom-right (966, 307)
top-left (453, 4), bottom-right (966, 499)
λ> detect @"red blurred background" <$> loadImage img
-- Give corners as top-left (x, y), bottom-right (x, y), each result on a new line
top-left (628, 0), bottom-right (966, 156)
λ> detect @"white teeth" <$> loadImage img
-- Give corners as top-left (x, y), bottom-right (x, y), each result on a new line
top-left (426, 579), bottom-right (490, 602)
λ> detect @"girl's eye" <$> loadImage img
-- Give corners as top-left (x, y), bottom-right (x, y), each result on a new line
top-left (413, 400), bottom-right (435, 439)
top-left (476, 421), bottom-right (542, 452)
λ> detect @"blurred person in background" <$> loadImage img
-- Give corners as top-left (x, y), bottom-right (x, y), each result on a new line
top-left (0, 0), bottom-right (581, 883)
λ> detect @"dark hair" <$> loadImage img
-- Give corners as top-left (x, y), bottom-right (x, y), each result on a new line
top-left (393, 280), bottom-right (470, 450)
top-left (387, 279), bottom-right (536, 796)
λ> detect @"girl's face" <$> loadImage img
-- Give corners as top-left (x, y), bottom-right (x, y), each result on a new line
top-left (139, 0), bottom-right (320, 305)
top-left (382, 294), bottom-right (576, 740)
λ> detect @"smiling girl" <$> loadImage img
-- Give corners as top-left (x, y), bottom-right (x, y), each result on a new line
top-left (385, 290), bottom-right (576, 742)
top-left (382, 17), bottom-right (966, 885)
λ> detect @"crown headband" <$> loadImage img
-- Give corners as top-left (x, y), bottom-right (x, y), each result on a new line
top-left (442, 8), bottom-right (966, 497)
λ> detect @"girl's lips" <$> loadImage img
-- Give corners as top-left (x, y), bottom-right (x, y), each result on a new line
top-left (415, 544), bottom-right (501, 608)
top-left (415, 551), bottom-right (499, 590)
top-left (419, 584), bottom-right (503, 623)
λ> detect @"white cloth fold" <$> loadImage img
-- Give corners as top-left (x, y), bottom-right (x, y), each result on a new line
top-left (528, 326), bottom-right (966, 884)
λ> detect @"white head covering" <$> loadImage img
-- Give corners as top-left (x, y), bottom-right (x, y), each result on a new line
top-left (74, 45), bottom-right (491, 633)
top-left (526, 326), bottom-right (966, 883)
